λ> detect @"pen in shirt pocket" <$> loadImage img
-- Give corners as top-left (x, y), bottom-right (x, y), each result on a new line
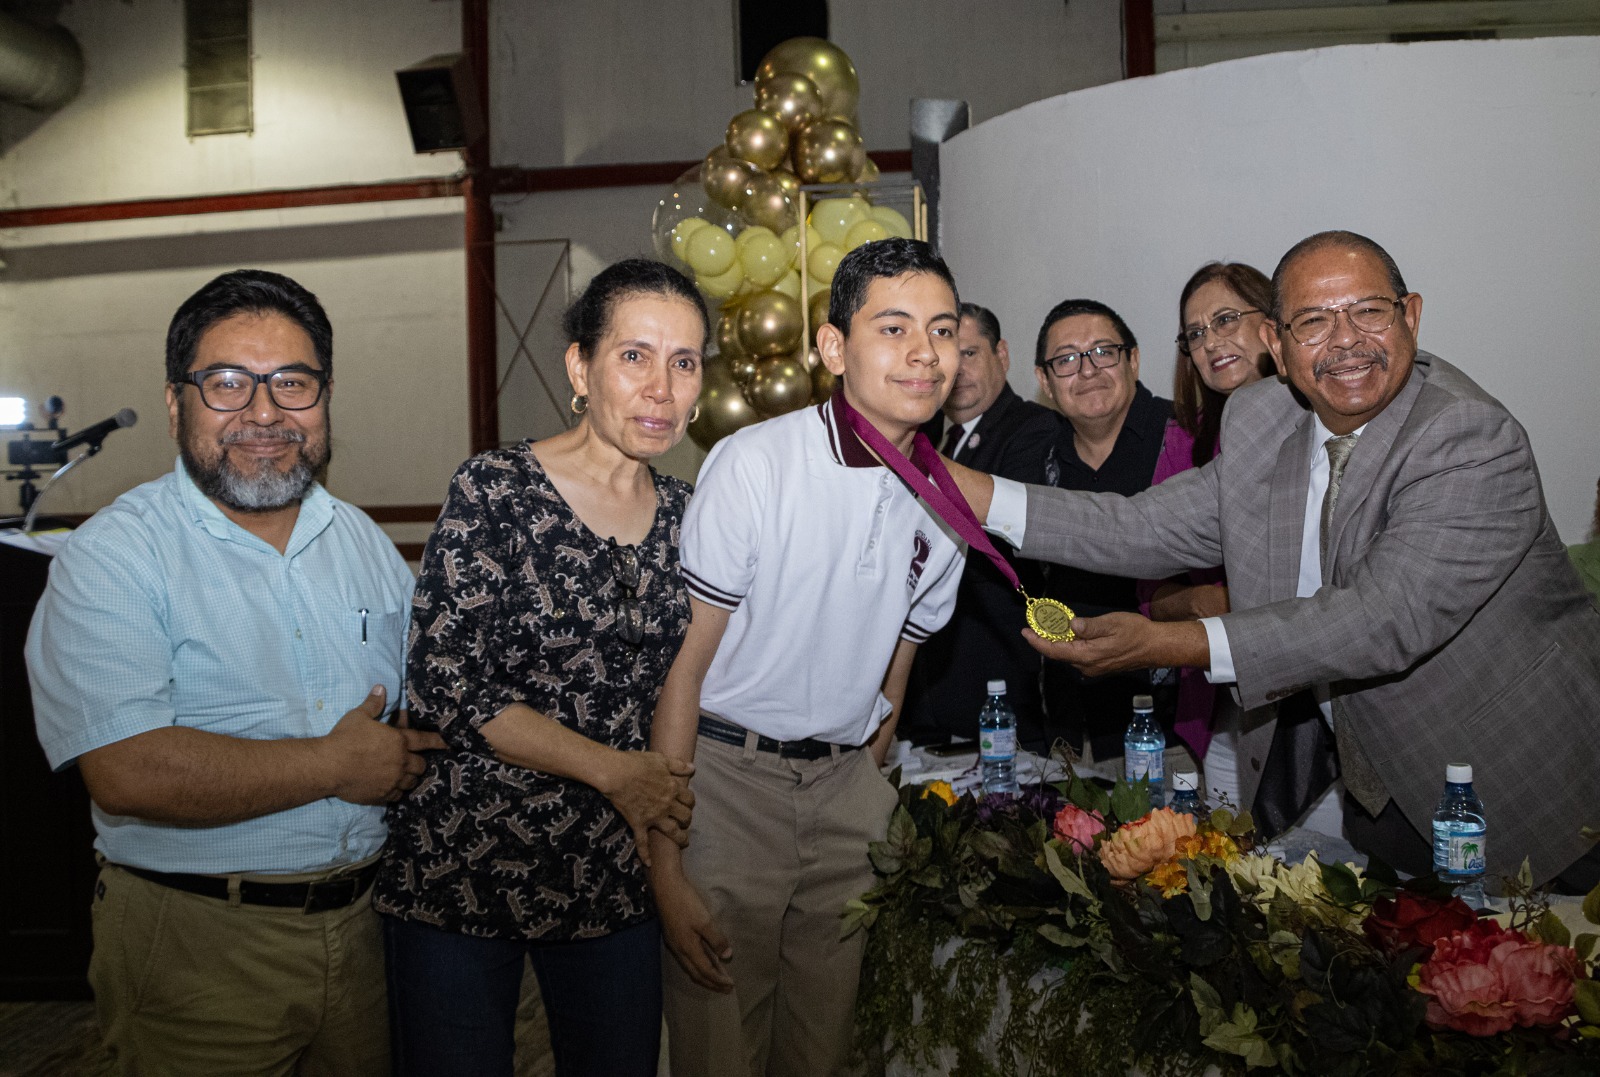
top-left (359, 607), bottom-right (368, 645)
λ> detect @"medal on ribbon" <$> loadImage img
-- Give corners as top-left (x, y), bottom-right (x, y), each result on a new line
top-left (837, 395), bottom-right (1076, 642)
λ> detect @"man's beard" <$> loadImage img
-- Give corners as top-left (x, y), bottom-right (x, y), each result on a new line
top-left (182, 421), bottom-right (331, 513)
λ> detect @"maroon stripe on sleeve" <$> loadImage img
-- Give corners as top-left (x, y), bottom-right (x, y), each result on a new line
top-left (682, 568), bottom-right (743, 610)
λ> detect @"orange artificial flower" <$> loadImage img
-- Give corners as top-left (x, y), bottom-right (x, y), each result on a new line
top-left (921, 780), bottom-right (957, 806)
top-left (1146, 860), bottom-right (1190, 897)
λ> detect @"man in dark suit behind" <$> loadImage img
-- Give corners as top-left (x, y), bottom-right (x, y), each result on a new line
top-left (902, 303), bottom-right (1060, 746)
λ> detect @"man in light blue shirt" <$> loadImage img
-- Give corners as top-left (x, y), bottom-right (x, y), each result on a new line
top-left (27, 269), bottom-right (443, 1076)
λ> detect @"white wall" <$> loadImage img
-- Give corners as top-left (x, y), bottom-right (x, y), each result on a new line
top-left (0, 0), bottom-right (467, 517)
top-left (489, 0), bottom-right (1123, 168)
top-left (939, 37), bottom-right (1600, 541)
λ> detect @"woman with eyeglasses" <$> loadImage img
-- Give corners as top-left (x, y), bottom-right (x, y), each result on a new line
top-left (374, 260), bottom-right (708, 1077)
top-left (1137, 261), bottom-right (1275, 809)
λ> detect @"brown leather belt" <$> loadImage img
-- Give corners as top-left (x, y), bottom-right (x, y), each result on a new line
top-left (118, 860), bottom-right (379, 914)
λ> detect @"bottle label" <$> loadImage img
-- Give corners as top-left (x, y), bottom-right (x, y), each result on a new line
top-left (980, 728), bottom-right (1015, 761)
top-left (1444, 831), bottom-right (1487, 874)
top-left (1125, 748), bottom-right (1163, 783)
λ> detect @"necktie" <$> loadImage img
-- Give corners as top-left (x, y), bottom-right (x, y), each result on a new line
top-left (1320, 433), bottom-right (1389, 816)
top-left (940, 422), bottom-right (965, 459)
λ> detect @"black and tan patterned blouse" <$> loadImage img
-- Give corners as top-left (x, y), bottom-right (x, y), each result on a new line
top-left (373, 445), bottom-right (691, 941)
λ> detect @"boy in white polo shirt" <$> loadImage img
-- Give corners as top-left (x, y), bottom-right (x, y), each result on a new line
top-left (650, 239), bottom-right (968, 1076)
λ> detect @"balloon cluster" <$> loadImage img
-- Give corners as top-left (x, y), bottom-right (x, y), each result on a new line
top-left (649, 37), bottom-right (913, 450)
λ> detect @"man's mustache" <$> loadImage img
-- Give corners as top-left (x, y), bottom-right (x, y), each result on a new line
top-left (222, 427), bottom-right (306, 445)
top-left (1313, 347), bottom-right (1387, 380)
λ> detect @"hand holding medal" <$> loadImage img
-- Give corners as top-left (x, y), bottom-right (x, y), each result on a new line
top-left (838, 397), bottom-right (1077, 642)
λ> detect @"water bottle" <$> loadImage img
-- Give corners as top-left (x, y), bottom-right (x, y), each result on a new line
top-left (1432, 763), bottom-right (1487, 908)
top-left (1171, 770), bottom-right (1201, 816)
top-left (978, 679), bottom-right (1019, 796)
top-left (1124, 694), bottom-right (1165, 810)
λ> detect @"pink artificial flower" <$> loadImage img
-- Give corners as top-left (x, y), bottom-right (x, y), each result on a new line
top-left (1052, 803), bottom-right (1107, 854)
top-left (1415, 919), bottom-right (1584, 1036)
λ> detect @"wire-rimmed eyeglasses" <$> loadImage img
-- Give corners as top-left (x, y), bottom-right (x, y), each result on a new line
top-left (1176, 309), bottom-right (1261, 354)
top-left (1280, 295), bottom-right (1410, 347)
top-left (1036, 343), bottom-right (1130, 379)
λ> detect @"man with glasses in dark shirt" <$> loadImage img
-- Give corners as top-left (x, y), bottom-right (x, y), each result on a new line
top-left (1032, 299), bottom-right (1176, 764)
top-left (28, 269), bottom-right (442, 1075)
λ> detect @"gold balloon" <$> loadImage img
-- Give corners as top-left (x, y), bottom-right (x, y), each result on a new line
top-left (771, 169), bottom-right (801, 197)
top-left (754, 73), bottom-right (826, 132)
top-left (684, 225), bottom-right (737, 276)
top-left (745, 355), bottom-right (813, 417)
top-left (810, 197), bottom-right (869, 245)
top-left (737, 290), bottom-right (803, 359)
top-left (857, 156), bottom-right (880, 184)
top-left (871, 205), bottom-right (913, 239)
top-left (793, 119), bottom-right (863, 184)
top-left (716, 310), bottom-right (744, 359)
top-left (689, 355), bottom-right (761, 450)
top-left (739, 172), bottom-right (796, 234)
top-left (725, 109), bottom-right (789, 172)
top-left (754, 37), bottom-right (860, 120)
top-left (773, 269), bottom-right (802, 301)
top-left (702, 147), bottom-right (759, 211)
top-left (808, 289), bottom-right (831, 342)
top-left (806, 241), bottom-right (844, 287)
top-left (811, 355), bottom-right (838, 403)
top-left (729, 353), bottom-right (760, 387)
top-left (844, 218), bottom-right (890, 252)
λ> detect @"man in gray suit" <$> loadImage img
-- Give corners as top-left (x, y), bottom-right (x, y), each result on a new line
top-left (955, 231), bottom-right (1600, 889)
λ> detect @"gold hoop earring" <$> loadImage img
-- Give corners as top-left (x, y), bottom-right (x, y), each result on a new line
top-left (570, 394), bottom-right (588, 416)
top-left (688, 405), bottom-right (701, 425)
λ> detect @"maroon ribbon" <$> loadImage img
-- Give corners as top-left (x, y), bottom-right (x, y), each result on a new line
top-left (835, 393), bottom-right (1022, 591)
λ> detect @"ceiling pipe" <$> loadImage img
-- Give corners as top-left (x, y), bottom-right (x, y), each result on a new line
top-left (0, 10), bottom-right (83, 110)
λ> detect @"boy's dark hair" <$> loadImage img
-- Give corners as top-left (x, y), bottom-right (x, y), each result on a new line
top-left (827, 238), bottom-right (958, 337)
top-left (1033, 298), bottom-right (1138, 368)
top-left (564, 259), bottom-right (710, 358)
top-left (167, 269), bottom-right (333, 383)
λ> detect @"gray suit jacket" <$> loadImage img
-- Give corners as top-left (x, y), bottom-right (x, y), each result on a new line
top-left (1020, 352), bottom-right (1600, 883)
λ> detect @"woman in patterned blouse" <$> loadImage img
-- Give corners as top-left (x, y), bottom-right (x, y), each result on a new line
top-left (375, 260), bottom-right (709, 1077)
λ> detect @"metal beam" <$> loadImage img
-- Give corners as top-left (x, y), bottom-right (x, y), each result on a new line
top-left (1158, 0), bottom-right (1600, 42)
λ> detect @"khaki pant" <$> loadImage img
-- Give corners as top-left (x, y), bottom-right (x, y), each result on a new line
top-left (664, 735), bottom-right (898, 1077)
top-left (88, 860), bottom-right (389, 1077)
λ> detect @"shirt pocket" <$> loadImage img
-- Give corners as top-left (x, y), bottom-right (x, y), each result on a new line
top-left (348, 606), bottom-right (407, 713)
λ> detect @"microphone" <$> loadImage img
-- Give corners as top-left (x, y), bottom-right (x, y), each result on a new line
top-left (52, 408), bottom-right (137, 453)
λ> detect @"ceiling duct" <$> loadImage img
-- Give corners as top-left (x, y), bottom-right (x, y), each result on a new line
top-left (0, 9), bottom-right (82, 109)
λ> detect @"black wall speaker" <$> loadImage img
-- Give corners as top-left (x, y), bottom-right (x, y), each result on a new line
top-left (395, 53), bottom-right (485, 154)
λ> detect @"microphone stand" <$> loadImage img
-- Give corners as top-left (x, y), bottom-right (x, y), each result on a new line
top-left (14, 442), bottom-right (101, 533)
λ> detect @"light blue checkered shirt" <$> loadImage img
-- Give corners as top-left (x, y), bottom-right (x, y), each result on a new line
top-left (26, 460), bottom-right (415, 874)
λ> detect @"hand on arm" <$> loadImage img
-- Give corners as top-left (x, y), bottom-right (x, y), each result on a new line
top-left (647, 598), bottom-right (735, 992)
top-left (480, 703), bottom-right (693, 868)
top-left (869, 637), bottom-right (919, 766)
top-left (1023, 613), bottom-right (1210, 679)
top-left (78, 684), bottom-right (446, 825)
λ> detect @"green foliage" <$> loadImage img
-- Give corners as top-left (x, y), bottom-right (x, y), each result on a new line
top-left (854, 774), bottom-right (1600, 1077)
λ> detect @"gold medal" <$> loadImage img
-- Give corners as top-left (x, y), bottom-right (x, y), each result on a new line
top-left (1024, 595), bottom-right (1076, 642)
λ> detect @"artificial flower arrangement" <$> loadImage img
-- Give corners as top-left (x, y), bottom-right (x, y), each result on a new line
top-left (847, 765), bottom-right (1600, 1077)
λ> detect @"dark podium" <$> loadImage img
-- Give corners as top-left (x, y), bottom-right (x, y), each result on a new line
top-left (0, 533), bottom-right (96, 999)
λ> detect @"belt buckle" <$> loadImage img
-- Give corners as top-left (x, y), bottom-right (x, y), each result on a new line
top-left (302, 876), bottom-right (353, 914)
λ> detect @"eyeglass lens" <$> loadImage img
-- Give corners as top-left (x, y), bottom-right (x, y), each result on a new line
top-left (195, 369), bottom-right (324, 412)
top-left (1288, 297), bottom-right (1402, 346)
top-left (1044, 345), bottom-right (1124, 378)
top-left (1179, 310), bottom-right (1256, 350)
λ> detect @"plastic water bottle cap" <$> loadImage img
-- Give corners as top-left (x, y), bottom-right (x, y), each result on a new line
top-left (986, 679), bottom-right (1007, 695)
top-left (1132, 694), bottom-right (1153, 710)
top-left (1173, 771), bottom-right (1198, 791)
top-left (1446, 763), bottom-right (1473, 784)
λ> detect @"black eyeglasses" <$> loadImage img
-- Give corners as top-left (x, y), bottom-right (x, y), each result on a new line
top-left (175, 367), bottom-right (328, 412)
top-left (608, 540), bottom-right (644, 646)
top-left (1036, 343), bottom-right (1129, 379)
top-left (1176, 309), bottom-right (1261, 354)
